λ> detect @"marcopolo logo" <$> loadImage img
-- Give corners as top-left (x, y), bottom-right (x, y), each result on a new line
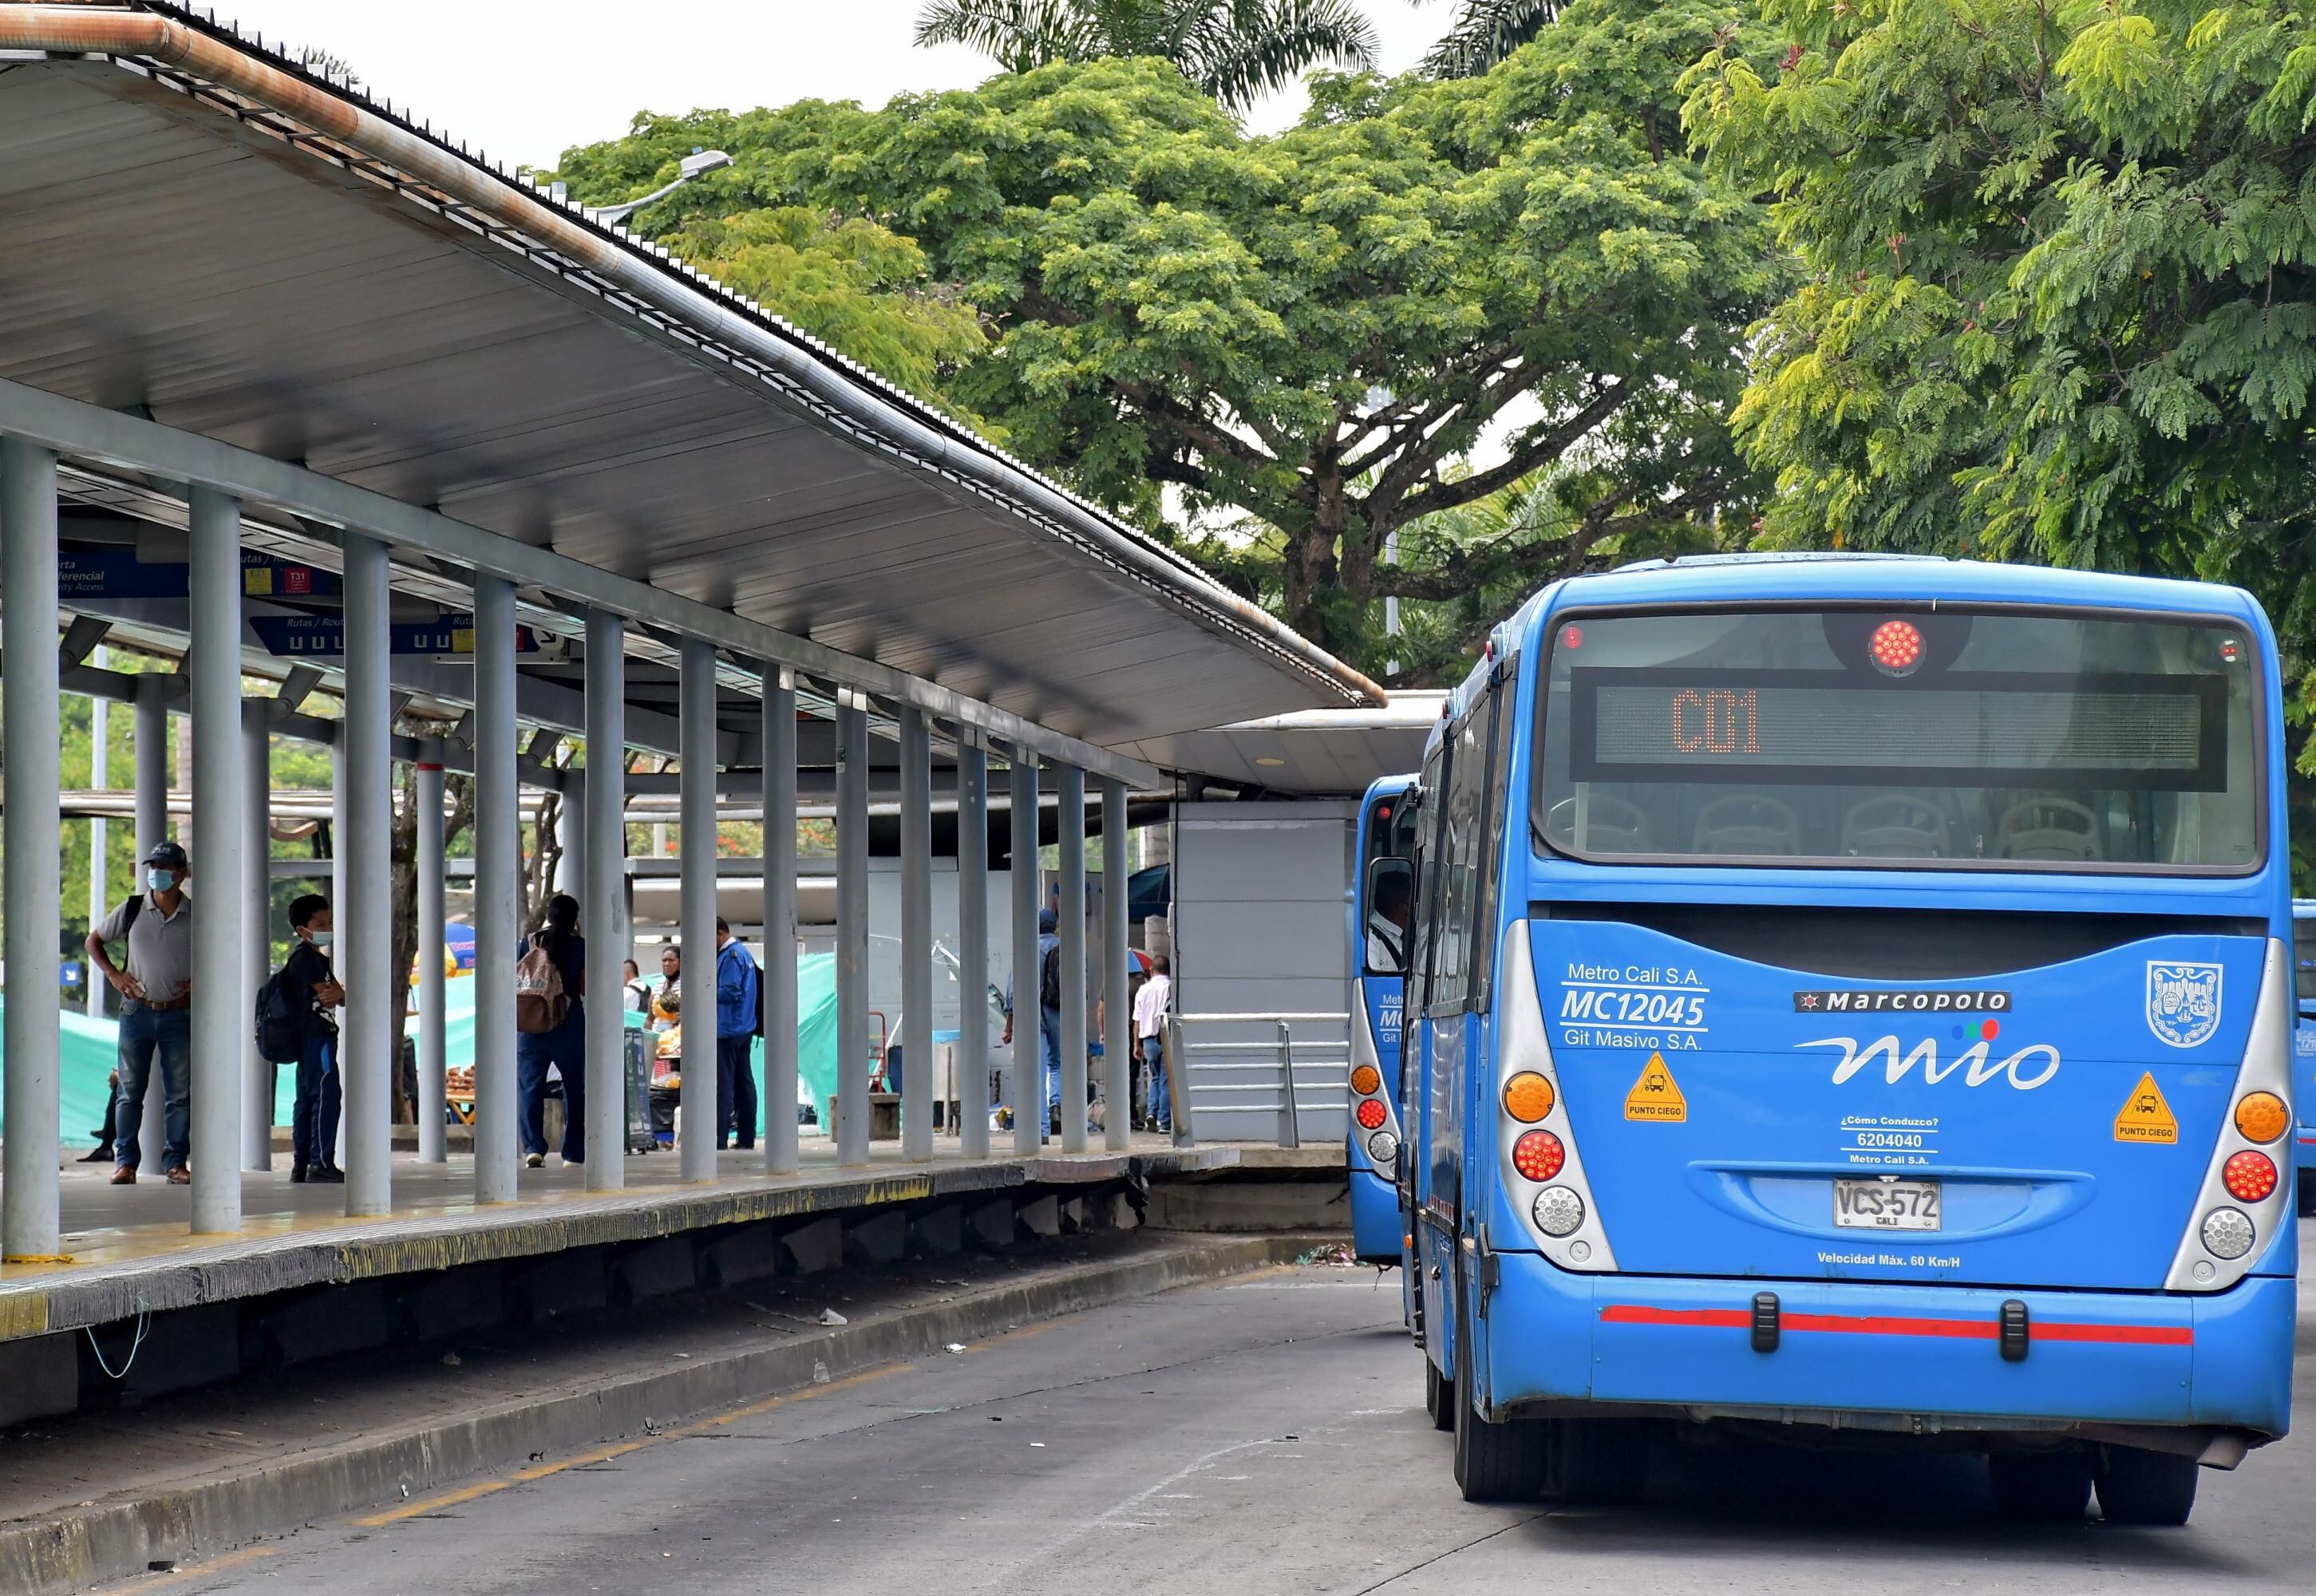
top-left (1793, 989), bottom-right (2010, 1014)
top-left (2144, 961), bottom-right (2222, 1049)
top-left (1802, 1022), bottom-right (2061, 1092)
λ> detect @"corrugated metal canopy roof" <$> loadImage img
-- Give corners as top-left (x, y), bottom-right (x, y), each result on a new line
top-left (0, 2), bottom-right (1379, 756)
top-left (1112, 693), bottom-right (1443, 796)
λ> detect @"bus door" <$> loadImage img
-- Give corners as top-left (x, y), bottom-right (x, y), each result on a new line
top-left (1349, 776), bottom-right (1419, 1263)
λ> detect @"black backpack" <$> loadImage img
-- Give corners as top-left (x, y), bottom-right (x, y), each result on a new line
top-left (1038, 942), bottom-right (1061, 1012)
top-left (254, 963), bottom-right (306, 1065)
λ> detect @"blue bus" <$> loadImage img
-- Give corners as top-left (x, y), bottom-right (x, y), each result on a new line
top-left (2295, 902), bottom-right (2316, 1213)
top-left (1349, 776), bottom-right (1419, 1262)
top-left (1406, 555), bottom-right (2296, 1527)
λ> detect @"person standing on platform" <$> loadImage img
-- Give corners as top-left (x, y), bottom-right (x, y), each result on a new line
top-left (1000, 906), bottom-right (1064, 1135)
top-left (280, 895), bottom-right (346, 1183)
top-left (650, 942), bottom-right (682, 1036)
top-left (515, 892), bottom-right (587, 1168)
top-left (713, 918), bottom-right (761, 1151)
top-left (1134, 952), bottom-right (1172, 1133)
top-left (85, 840), bottom-right (196, 1187)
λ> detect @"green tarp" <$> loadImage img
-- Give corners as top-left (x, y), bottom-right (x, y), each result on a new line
top-left (1, 952), bottom-right (840, 1141)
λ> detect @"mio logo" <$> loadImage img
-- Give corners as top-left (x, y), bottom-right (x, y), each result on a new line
top-left (1802, 1034), bottom-right (2061, 1091)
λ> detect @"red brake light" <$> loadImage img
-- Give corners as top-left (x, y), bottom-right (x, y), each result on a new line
top-left (2223, 1149), bottom-right (2277, 1203)
top-left (1511, 1130), bottom-right (1564, 1182)
top-left (1356, 1098), bottom-right (1389, 1131)
top-left (1869, 618), bottom-right (1924, 674)
top-left (1563, 625), bottom-right (1583, 649)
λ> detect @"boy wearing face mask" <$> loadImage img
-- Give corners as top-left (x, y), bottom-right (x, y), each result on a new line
top-left (282, 895), bottom-right (346, 1183)
top-left (85, 840), bottom-right (196, 1186)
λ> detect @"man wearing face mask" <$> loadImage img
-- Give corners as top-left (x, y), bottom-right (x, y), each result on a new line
top-left (85, 840), bottom-right (197, 1186)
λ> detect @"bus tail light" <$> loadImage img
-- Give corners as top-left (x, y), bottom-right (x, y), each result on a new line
top-left (2233, 1092), bottom-right (2288, 1144)
top-left (1366, 1130), bottom-right (1399, 1165)
top-left (1503, 1071), bottom-right (1555, 1122)
top-left (1531, 1187), bottom-right (1584, 1237)
top-left (2166, 939), bottom-right (2294, 1291)
top-left (2222, 1150), bottom-right (2277, 1203)
top-left (2201, 1207), bottom-right (2255, 1260)
top-left (1512, 1130), bottom-right (1564, 1182)
top-left (1350, 1064), bottom-right (1381, 1096)
top-left (1498, 920), bottom-right (1618, 1271)
top-left (1356, 1097), bottom-right (1389, 1132)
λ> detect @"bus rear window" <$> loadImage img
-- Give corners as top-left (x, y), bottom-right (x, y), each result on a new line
top-left (1534, 609), bottom-right (2260, 872)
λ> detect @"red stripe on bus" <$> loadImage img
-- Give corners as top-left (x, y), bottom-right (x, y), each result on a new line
top-left (1599, 1305), bottom-right (2190, 1345)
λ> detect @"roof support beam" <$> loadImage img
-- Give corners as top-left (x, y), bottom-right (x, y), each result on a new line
top-left (0, 377), bottom-right (1160, 788)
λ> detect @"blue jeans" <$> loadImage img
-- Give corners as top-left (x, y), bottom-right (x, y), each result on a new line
top-left (292, 1030), bottom-right (342, 1169)
top-left (115, 1002), bottom-right (192, 1172)
top-left (1141, 1034), bottom-right (1170, 1130)
top-left (1040, 1005), bottom-right (1064, 1128)
top-left (717, 1034), bottom-right (757, 1149)
top-left (517, 1005), bottom-right (585, 1161)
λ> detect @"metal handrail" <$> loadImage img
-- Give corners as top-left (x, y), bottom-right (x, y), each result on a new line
top-left (1163, 1010), bottom-right (1351, 1151)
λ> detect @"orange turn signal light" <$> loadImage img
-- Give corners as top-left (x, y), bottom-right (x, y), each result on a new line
top-left (2234, 1092), bottom-right (2289, 1144)
top-left (1502, 1071), bottom-right (1555, 1123)
top-left (1350, 1064), bottom-right (1382, 1096)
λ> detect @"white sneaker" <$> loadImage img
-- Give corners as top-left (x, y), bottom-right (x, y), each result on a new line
top-left (524, 1152), bottom-right (545, 1168)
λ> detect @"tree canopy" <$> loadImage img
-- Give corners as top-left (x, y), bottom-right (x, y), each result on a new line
top-left (912, 0), bottom-right (1378, 109)
top-left (1686, 0), bottom-right (2316, 863)
top-left (558, 0), bottom-right (1780, 678)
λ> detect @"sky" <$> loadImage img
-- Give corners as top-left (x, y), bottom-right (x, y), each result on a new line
top-left (209, 0), bottom-right (1449, 170)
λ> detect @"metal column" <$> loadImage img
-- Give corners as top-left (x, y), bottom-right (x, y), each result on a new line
top-left (243, 698), bottom-right (273, 1170)
top-left (330, 733), bottom-right (348, 1171)
top-left (2, 437), bottom-right (61, 1260)
top-left (955, 741), bottom-right (990, 1159)
top-left (340, 531), bottom-right (393, 1217)
top-left (763, 668), bottom-right (798, 1176)
top-left (414, 740), bottom-right (448, 1163)
top-left (834, 697), bottom-right (871, 1166)
top-left (586, 610), bottom-right (627, 1187)
top-left (86, 645), bottom-right (109, 1019)
top-left (1101, 776), bottom-right (1132, 1152)
top-left (678, 636), bottom-right (718, 1183)
top-left (898, 706), bottom-right (933, 1162)
top-left (188, 485), bottom-right (246, 1232)
top-left (472, 575), bottom-right (520, 1203)
top-left (134, 673), bottom-right (168, 859)
top-left (1010, 754), bottom-right (1041, 1155)
top-left (1057, 764), bottom-right (1088, 1153)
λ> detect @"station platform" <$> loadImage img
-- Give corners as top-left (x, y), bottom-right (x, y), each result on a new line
top-left (0, 1136), bottom-right (1334, 1350)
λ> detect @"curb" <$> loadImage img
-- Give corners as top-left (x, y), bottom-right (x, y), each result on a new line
top-left (1, 1233), bottom-right (1308, 1595)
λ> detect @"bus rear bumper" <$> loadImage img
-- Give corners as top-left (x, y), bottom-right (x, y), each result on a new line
top-left (1486, 1251), bottom-right (2294, 1443)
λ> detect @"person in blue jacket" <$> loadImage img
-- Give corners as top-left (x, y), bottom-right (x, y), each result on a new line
top-left (714, 918), bottom-right (761, 1151)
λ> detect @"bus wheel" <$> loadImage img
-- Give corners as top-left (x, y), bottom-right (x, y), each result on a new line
top-left (2096, 1447), bottom-right (2199, 1526)
top-left (1547, 1419), bottom-right (1650, 1507)
top-left (1988, 1450), bottom-right (2092, 1522)
top-left (1452, 1335), bottom-right (1544, 1502)
top-left (1425, 1356), bottom-right (1456, 1433)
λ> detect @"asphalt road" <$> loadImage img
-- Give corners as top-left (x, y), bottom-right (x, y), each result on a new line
top-left (125, 1265), bottom-right (2314, 1595)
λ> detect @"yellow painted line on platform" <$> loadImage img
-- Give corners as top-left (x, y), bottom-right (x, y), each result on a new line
top-left (126, 1545), bottom-right (278, 1586)
top-left (353, 1362), bottom-right (913, 1527)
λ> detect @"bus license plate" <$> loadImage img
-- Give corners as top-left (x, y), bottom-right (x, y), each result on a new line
top-left (1833, 1178), bottom-right (1940, 1231)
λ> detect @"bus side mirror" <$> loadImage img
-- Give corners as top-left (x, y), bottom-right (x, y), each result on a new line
top-left (1364, 857), bottom-right (1415, 975)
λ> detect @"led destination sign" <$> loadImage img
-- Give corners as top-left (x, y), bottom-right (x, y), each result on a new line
top-left (1568, 668), bottom-right (2227, 791)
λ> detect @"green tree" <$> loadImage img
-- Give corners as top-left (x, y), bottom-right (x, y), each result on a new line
top-left (551, 105), bottom-right (992, 413)
top-left (1417, 0), bottom-right (1561, 79)
top-left (912, 0), bottom-right (1379, 109)
top-left (556, 0), bottom-right (1778, 678)
top-left (848, 2), bottom-right (1779, 670)
top-left (661, 209), bottom-right (989, 403)
top-left (1686, 0), bottom-right (2316, 876)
